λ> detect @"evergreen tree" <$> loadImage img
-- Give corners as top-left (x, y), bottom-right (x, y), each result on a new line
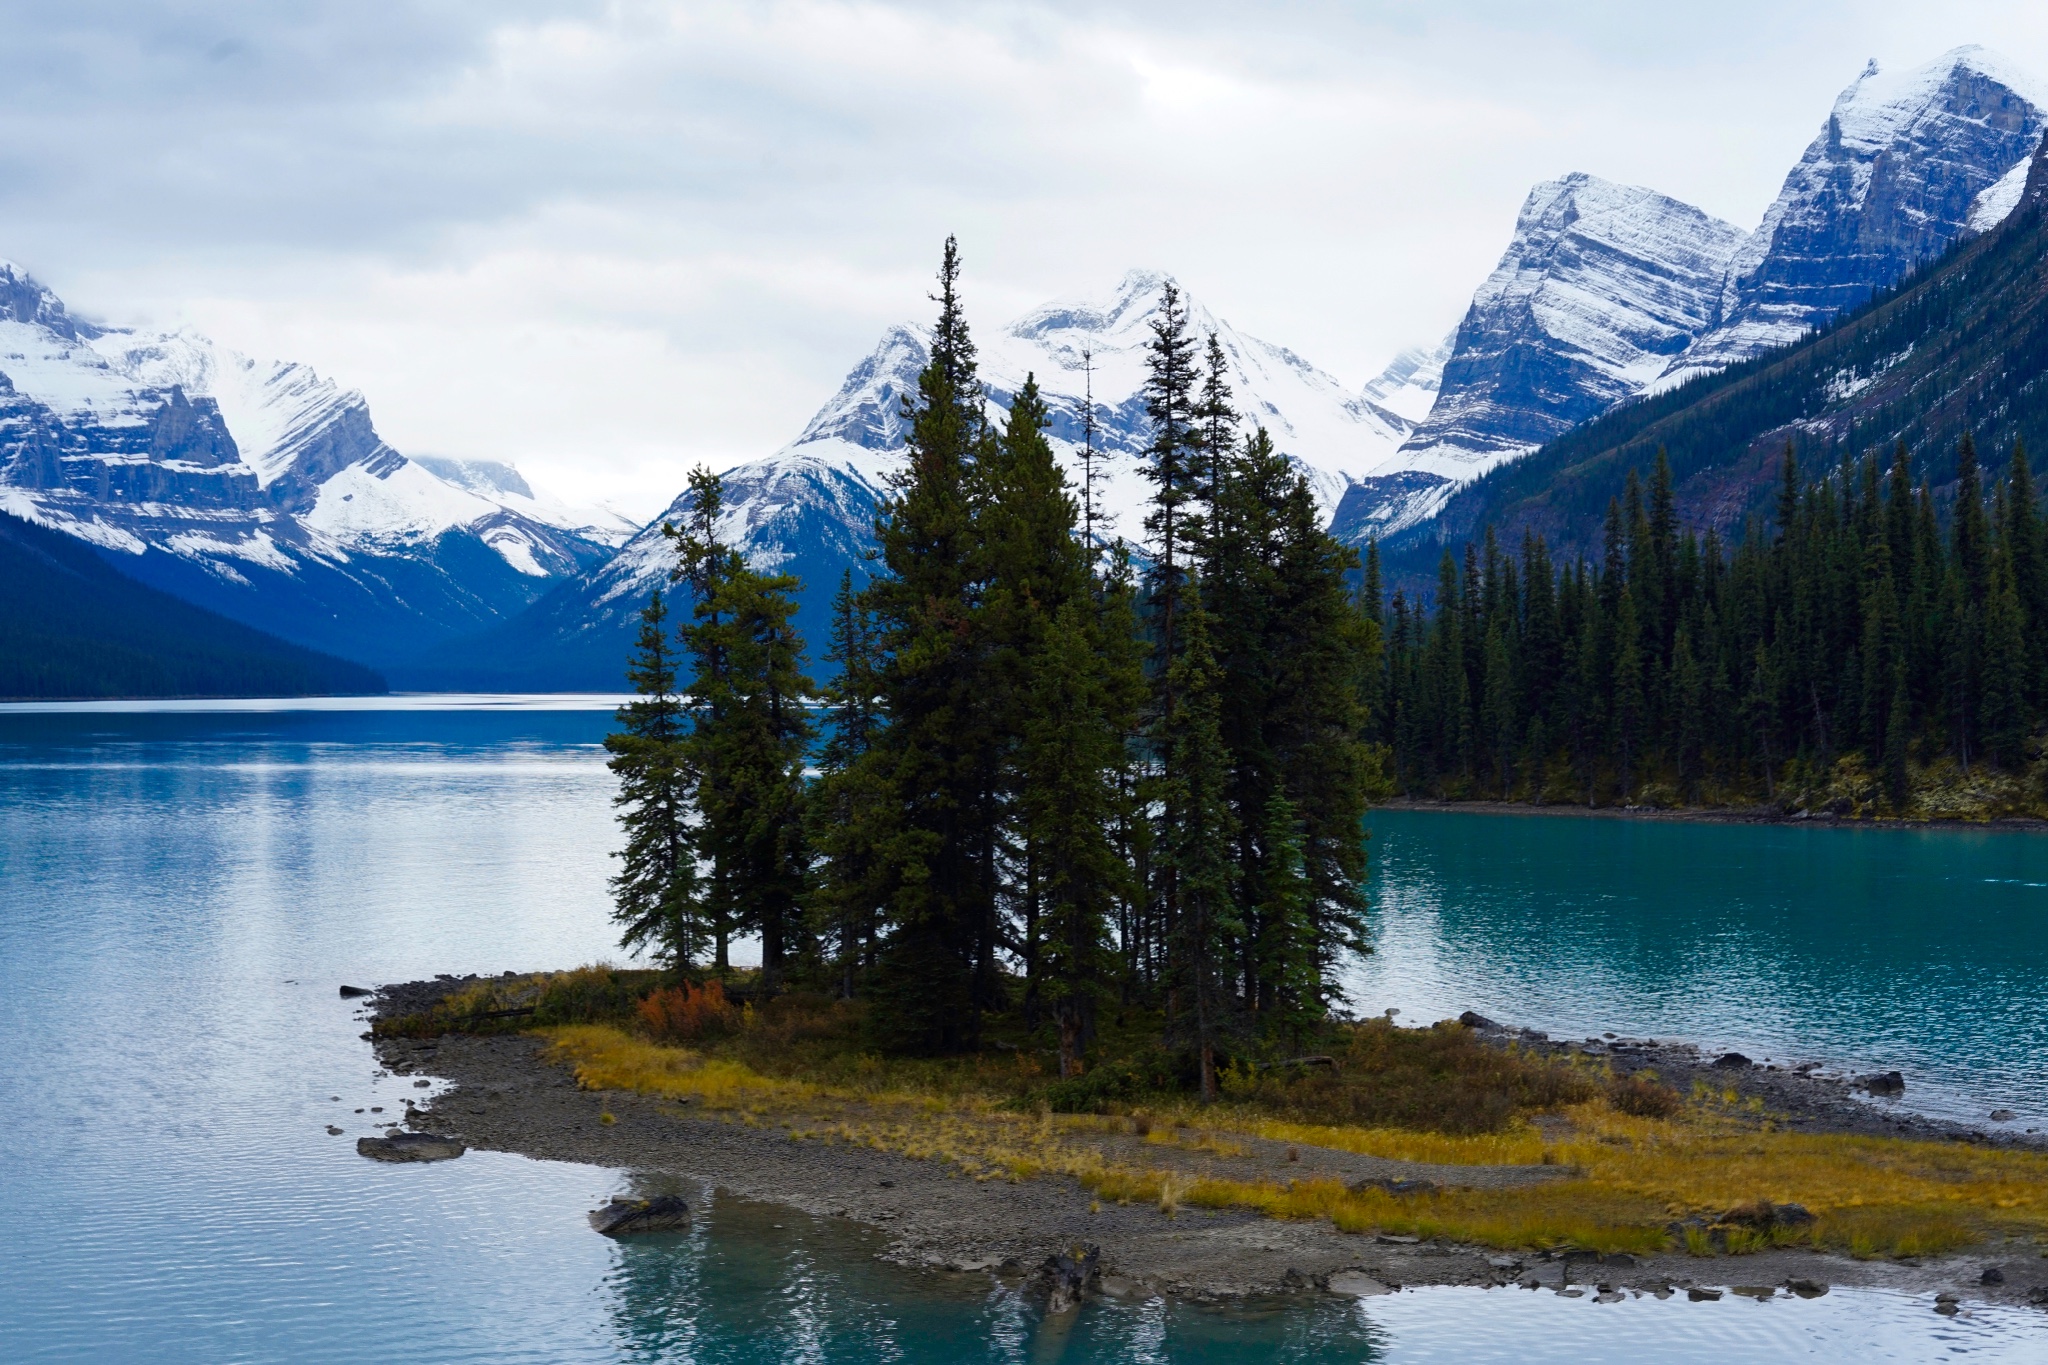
top-left (605, 587), bottom-right (701, 969)
top-left (672, 470), bottom-right (816, 995)
top-left (1161, 601), bottom-right (1240, 1101)
top-left (862, 237), bottom-right (1001, 1053)
top-left (1021, 598), bottom-right (1129, 1078)
top-left (1250, 791), bottom-right (1319, 1048)
top-left (810, 570), bottom-right (887, 998)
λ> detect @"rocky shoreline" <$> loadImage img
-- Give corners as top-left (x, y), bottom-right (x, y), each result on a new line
top-left (356, 977), bottom-right (2047, 1314)
top-left (1456, 1013), bottom-right (2048, 1149)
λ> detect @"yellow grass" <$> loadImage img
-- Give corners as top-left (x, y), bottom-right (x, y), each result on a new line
top-left (540, 1024), bottom-right (2048, 1259)
top-left (1238, 1116), bottom-right (1547, 1167)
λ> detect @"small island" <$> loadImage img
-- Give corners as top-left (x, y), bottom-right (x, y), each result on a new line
top-left (367, 968), bottom-right (2048, 1309)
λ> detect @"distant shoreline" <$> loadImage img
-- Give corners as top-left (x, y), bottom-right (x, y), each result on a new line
top-left (1374, 797), bottom-right (2048, 833)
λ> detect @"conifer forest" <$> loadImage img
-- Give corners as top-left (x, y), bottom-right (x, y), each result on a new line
top-left (608, 240), bottom-right (2048, 1075)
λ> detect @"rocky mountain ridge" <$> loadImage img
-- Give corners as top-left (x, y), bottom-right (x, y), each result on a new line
top-left (0, 261), bottom-right (633, 666)
top-left (1346, 45), bottom-right (2048, 540)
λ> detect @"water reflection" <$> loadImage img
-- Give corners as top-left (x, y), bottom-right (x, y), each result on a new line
top-left (598, 1195), bottom-right (1391, 1364)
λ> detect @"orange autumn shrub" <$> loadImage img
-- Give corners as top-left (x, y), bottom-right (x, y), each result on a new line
top-left (637, 980), bottom-right (741, 1042)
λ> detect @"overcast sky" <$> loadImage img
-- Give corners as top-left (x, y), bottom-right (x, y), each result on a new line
top-left (8, 1), bottom-right (2048, 518)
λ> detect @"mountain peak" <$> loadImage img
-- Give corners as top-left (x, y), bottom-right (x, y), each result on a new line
top-left (1827, 45), bottom-right (2047, 157)
top-left (0, 260), bottom-right (98, 343)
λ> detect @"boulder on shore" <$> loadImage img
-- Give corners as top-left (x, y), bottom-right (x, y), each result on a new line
top-left (1039, 1243), bottom-right (1101, 1315)
top-left (589, 1194), bottom-right (691, 1236)
top-left (1862, 1070), bottom-right (1906, 1097)
top-left (357, 1131), bottom-right (465, 1162)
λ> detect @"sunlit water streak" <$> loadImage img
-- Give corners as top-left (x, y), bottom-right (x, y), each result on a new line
top-left (0, 704), bottom-right (2041, 1361)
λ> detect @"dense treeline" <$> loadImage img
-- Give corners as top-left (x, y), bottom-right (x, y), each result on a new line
top-left (608, 241), bottom-right (1379, 1080)
top-left (1373, 438), bottom-right (2048, 810)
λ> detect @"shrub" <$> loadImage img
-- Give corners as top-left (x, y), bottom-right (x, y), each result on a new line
top-left (1037, 1052), bottom-right (1184, 1113)
top-left (1221, 1019), bottom-right (1599, 1134)
top-left (532, 966), bottom-right (645, 1026)
top-left (638, 980), bottom-right (742, 1042)
top-left (1608, 1073), bottom-right (1681, 1118)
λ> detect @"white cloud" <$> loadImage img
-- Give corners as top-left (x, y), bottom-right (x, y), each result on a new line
top-left (8, 0), bottom-right (2048, 519)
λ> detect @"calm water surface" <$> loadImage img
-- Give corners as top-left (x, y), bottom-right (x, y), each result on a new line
top-left (0, 704), bottom-right (2041, 1362)
top-left (1348, 808), bottom-right (2048, 1129)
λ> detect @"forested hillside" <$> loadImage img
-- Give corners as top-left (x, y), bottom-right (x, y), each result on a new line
top-left (0, 511), bottom-right (386, 698)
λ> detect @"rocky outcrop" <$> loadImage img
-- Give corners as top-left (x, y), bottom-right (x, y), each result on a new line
top-left (1351, 48), bottom-right (2047, 546)
top-left (1674, 47), bottom-right (2046, 380)
top-left (0, 257), bottom-right (634, 670)
top-left (588, 1194), bottom-right (692, 1235)
top-left (356, 1131), bottom-right (466, 1162)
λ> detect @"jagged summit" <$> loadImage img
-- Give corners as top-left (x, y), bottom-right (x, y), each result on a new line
top-left (1349, 174), bottom-right (1749, 536)
top-left (469, 269), bottom-right (1415, 688)
top-left (1674, 45), bottom-right (2047, 378)
top-left (1336, 48), bottom-right (2048, 545)
top-left (0, 260), bottom-right (98, 341)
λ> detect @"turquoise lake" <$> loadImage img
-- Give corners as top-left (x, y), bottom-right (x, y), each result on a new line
top-left (1, 700), bottom-right (2043, 1362)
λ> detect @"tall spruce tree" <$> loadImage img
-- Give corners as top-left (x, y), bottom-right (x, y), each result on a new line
top-left (1161, 600), bottom-right (1240, 1101)
top-left (606, 586), bottom-right (701, 969)
top-left (810, 570), bottom-right (886, 998)
top-left (672, 469), bottom-right (816, 995)
top-left (862, 237), bottom-right (1001, 1053)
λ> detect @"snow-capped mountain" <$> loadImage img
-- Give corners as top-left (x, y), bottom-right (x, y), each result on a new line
top-left (436, 271), bottom-right (1414, 688)
top-left (1353, 175), bottom-right (1748, 538)
top-left (1671, 45), bottom-right (2047, 381)
top-left (1343, 46), bottom-right (2047, 543)
top-left (0, 260), bottom-right (633, 666)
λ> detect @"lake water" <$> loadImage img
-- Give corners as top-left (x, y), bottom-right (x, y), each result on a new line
top-left (1, 702), bottom-right (2042, 1362)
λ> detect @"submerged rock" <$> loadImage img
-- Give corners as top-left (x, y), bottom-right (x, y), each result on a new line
top-left (356, 1131), bottom-right (465, 1162)
top-left (1325, 1270), bottom-right (1393, 1297)
top-left (588, 1194), bottom-right (691, 1236)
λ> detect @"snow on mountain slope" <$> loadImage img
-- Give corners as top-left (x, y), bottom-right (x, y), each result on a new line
top-left (1669, 46), bottom-right (2046, 381)
top-left (0, 258), bottom-right (628, 664)
top-left (1360, 335), bottom-right (1451, 426)
top-left (777, 269), bottom-right (1411, 552)
top-left (1336, 49), bottom-right (2047, 548)
top-left (455, 271), bottom-right (1411, 689)
top-left (1346, 175), bottom-right (1748, 538)
top-left (1967, 154), bottom-right (2035, 234)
